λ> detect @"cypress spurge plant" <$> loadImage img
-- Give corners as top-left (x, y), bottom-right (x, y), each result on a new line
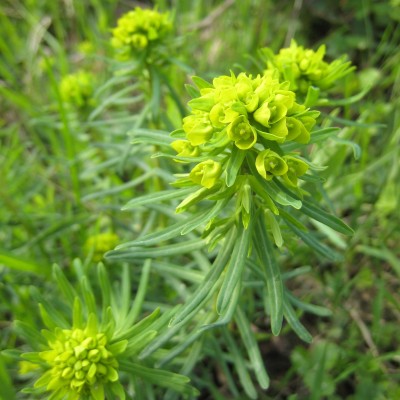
top-left (109, 7), bottom-right (187, 127)
top-left (15, 262), bottom-right (197, 399)
top-left (108, 65), bottom-right (355, 340)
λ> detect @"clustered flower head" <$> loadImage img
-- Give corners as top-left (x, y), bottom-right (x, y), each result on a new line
top-left (171, 71), bottom-right (320, 231)
top-left (33, 313), bottom-right (127, 400)
top-left (60, 71), bottom-right (95, 109)
top-left (18, 263), bottom-right (198, 399)
top-left (111, 7), bottom-right (172, 61)
top-left (172, 71), bottom-right (318, 192)
top-left (84, 232), bottom-right (119, 262)
top-left (262, 40), bottom-right (355, 96)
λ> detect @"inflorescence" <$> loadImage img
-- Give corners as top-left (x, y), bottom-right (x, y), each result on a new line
top-left (111, 7), bottom-right (172, 61)
top-left (171, 71), bottom-right (319, 229)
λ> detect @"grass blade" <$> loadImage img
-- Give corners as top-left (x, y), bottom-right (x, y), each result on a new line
top-left (0, 252), bottom-right (49, 276)
top-left (122, 187), bottom-right (196, 210)
top-left (283, 296), bottom-right (313, 343)
top-left (235, 307), bottom-right (270, 389)
top-left (299, 199), bottom-right (354, 236)
top-left (286, 220), bottom-right (343, 262)
top-left (170, 227), bottom-right (237, 326)
top-left (216, 222), bottom-right (252, 315)
top-left (106, 239), bottom-right (206, 260)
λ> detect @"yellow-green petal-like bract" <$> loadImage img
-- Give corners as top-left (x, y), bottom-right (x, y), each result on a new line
top-left (253, 101), bottom-right (271, 127)
top-left (171, 140), bottom-right (200, 159)
top-left (282, 155), bottom-right (309, 187)
top-left (183, 113), bottom-right (214, 146)
top-left (255, 149), bottom-right (288, 180)
top-left (190, 160), bottom-right (222, 188)
top-left (227, 116), bottom-right (257, 150)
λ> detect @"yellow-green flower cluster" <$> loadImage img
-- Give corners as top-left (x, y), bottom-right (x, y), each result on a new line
top-left (18, 264), bottom-right (198, 399)
top-left (60, 71), bottom-right (95, 109)
top-left (111, 7), bottom-right (172, 60)
top-left (34, 315), bottom-right (126, 400)
top-left (264, 40), bottom-right (354, 94)
top-left (172, 72), bottom-right (318, 191)
top-left (84, 232), bottom-right (119, 262)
